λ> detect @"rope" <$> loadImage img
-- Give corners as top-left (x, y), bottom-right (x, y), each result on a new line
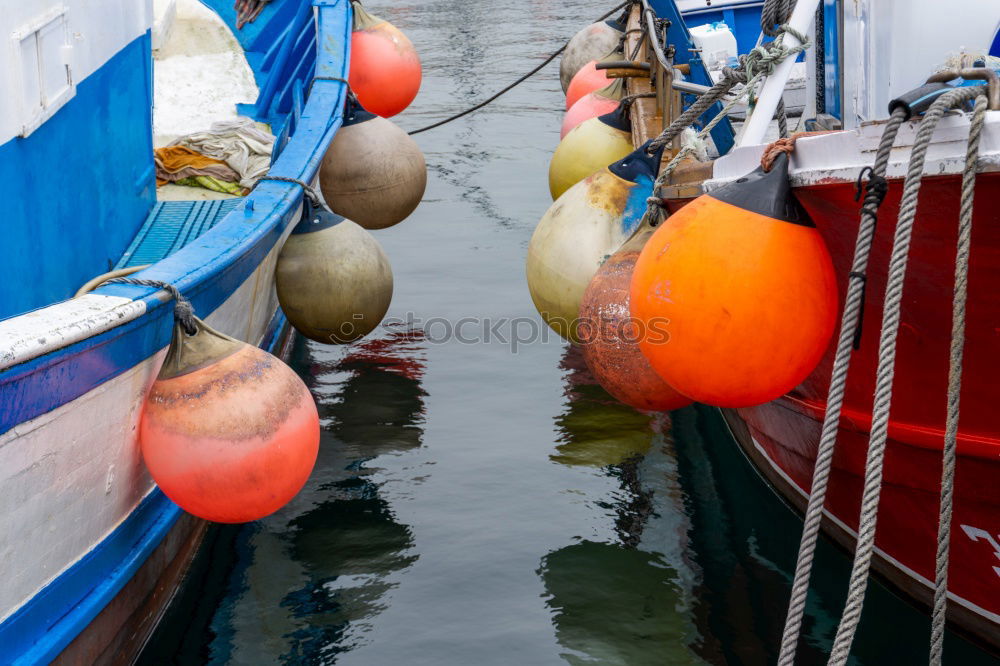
top-left (405, 1), bottom-right (629, 135)
top-left (760, 135), bottom-right (796, 171)
top-left (761, 0), bottom-right (796, 37)
top-left (256, 175), bottom-right (329, 210)
top-left (775, 106), bottom-right (907, 666)
top-left (929, 93), bottom-right (987, 666)
top-left (104, 278), bottom-right (198, 336)
top-left (826, 84), bottom-right (983, 666)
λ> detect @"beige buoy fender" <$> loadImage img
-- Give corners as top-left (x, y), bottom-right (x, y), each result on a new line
top-left (548, 104), bottom-right (633, 200)
top-left (559, 12), bottom-right (626, 93)
top-left (320, 95), bottom-right (427, 229)
top-left (526, 140), bottom-right (665, 342)
top-left (277, 198), bottom-right (393, 344)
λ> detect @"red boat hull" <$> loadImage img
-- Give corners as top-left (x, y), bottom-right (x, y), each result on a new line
top-left (721, 172), bottom-right (1000, 651)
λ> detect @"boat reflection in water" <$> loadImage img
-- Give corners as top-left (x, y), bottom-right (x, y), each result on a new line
top-left (540, 347), bottom-right (996, 665)
top-left (140, 327), bottom-right (427, 664)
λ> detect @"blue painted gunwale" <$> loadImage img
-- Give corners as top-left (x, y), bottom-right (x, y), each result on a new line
top-left (0, 0), bottom-right (350, 661)
top-left (0, 0), bottom-right (350, 435)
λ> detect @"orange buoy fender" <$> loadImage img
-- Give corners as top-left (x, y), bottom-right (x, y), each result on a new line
top-left (565, 49), bottom-right (620, 110)
top-left (276, 200), bottom-right (393, 344)
top-left (527, 140), bottom-right (666, 342)
top-left (348, 1), bottom-right (421, 117)
top-left (559, 12), bottom-right (626, 93)
top-left (320, 95), bottom-right (427, 229)
top-left (579, 225), bottom-right (692, 412)
top-left (140, 319), bottom-right (319, 523)
top-left (548, 104), bottom-right (633, 200)
top-left (561, 79), bottom-right (623, 138)
top-left (630, 153), bottom-right (838, 408)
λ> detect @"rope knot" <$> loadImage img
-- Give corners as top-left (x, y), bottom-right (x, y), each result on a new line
top-left (854, 166), bottom-right (889, 205)
top-left (760, 136), bottom-right (797, 171)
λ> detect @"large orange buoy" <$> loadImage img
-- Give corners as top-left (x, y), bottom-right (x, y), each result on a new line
top-left (527, 141), bottom-right (665, 342)
top-left (630, 153), bottom-right (838, 408)
top-left (348, 1), bottom-right (421, 117)
top-left (548, 104), bottom-right (633, 200)
top-left (559, 12), bottom-right (626, 93)
top-left (561, 79), bottom-right (623, 138)
top-left (141, 318), bottom-right (319, 523)
top-left (564, 50), bottom-right (618, 110)
top-left (579, 225), bottom-right (692, 412)
top-left (320, 95), bottom-right (426, 229)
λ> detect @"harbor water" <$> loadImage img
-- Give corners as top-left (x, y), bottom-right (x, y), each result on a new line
top-left (141, 2), bottom-right (998, 664)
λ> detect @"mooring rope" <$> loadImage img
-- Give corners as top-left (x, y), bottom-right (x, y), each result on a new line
top-left (775, 105), bottom-right (907, 666)
top-left (103, 278), bottom-right (198, 335)
top-left (405, 1), bottom-right (630, 136)
top-left (826, 84), bottom-right (984, 666)
top-left (641, 24), bottom-right (810, 225)
top-left (929, 92), bottom-right (987, 666)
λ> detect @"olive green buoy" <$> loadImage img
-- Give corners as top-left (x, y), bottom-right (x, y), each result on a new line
top-left (276, 197), bottom-right (393, 344)
top-left (320, 95), bottom-right (427, 230)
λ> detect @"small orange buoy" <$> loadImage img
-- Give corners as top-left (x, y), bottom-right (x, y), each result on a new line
top-left (579, 225), bottom-right (692, 412)
top-left (561, 79), bottom-right (623, 138)
top-left (630, 153), bottom-right (838, 408)
top-left (141, 318), bottom-right (319, 523)
top-left (348, 1), bottom-right (421, 117)
top-left (565, 57), bottom-right (614, 110)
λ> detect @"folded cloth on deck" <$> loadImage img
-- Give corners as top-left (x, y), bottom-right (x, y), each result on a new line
top-left (168, 118), bottom-right (274, 189)
top-left (155, 146), bottom-right (242, 187)
top-left (174, 176), bottom-right (247, 196)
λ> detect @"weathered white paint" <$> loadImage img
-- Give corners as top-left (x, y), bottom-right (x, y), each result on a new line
top-left (0, 0), bottom-right (152, 144)
top-left (0, 222), bottom-right (294, 624)
top-left (151, 0), bottom-right (177, 53)
top-left (152, 0), bottom-right (258, 146)
top-left (840, 0), bottom-right (1000, 130)
top-left (0, 295), bottom-right (146, 371)
top-left (709, 110), bottom-right (1000, 189)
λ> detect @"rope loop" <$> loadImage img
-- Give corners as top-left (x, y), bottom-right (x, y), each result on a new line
top-left (760, 136), bottom-right (797, 171)
top-left (105, 278), bottom-right (198, 336)
top-left (256, 175), bottom-right (330, 212)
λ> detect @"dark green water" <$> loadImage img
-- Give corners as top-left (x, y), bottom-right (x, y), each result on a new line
top-left (141, 2), bottom-right (998, 664)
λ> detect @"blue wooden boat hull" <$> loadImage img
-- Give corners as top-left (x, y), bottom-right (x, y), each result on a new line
top-left (0, 1), bottom-right (351, 662)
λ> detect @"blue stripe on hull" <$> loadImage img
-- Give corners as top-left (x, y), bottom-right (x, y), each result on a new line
top-left (0, 310), bottom-right (290, 665)
top-left (0, 32), bottom-right (156, 321)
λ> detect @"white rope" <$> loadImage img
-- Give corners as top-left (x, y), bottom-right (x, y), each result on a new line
top-left (928, 93), bottom-right (987, 666)
top-left (827, 84), bottom-right (983, 666)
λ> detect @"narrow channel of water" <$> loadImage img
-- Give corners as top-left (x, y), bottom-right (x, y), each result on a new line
top-left (141, 2), bottom-right (999, 663)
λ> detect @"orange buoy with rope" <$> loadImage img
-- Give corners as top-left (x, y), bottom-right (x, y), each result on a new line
top-left (630, 148), bottom-right (838, 408)
top-left (348, 1), bottom-right (421, 117)
top-left (141, 313), bottom-right (319, 523)
top-left (561, 79), bottom-right (623, 138)
top-left (579, 224), bottom-right (692, 412)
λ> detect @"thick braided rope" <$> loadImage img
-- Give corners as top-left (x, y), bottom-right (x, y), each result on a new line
top-left (929, 93), bottom-right (987, 666)
top-left (761, 0), bottom-right (796, 37)
top-left (826, 84), bottom-right (983, 666)
top-left (104, 277), bottom-right (197, 335)
top-left (775, 107), bottom-right (907, 666)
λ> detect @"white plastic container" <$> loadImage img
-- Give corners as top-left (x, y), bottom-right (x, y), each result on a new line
top-left (690, 22), bottom-right (738, 70)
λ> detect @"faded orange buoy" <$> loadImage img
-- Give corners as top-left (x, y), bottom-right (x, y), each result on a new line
top-left (140, 318), bottom-right (319, 523)
top-left (565, 55), bottom-right (615, 110)
top-left (561, 79), bottom-right (623, 138)
top-left (580, 225), bottom-right (692, 412)
top-left (630, 154), bottom-right (838, 408)
top-left (348, 1), bottom-right (421, 117)
top-left (320, 95), bottom-right (426, 229)
top-left (559, 12), bottom-right (626, 93)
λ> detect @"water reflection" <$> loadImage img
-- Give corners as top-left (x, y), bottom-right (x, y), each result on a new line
top-left (544, 345), bottom-right (706, 664)
top-left (140, 328), bottom-right (428, 664)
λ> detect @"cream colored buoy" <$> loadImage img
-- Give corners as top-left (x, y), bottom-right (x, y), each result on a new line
top-left (548, 104), bottom-right (633, 200)
top-left (276, 200), bottom-right (393, 344)
top-left (559, 13), bottom-right (626, 93)
top-left (526, 141), bottom-right (665, 342)
top-left (320, 96), bottom-right (426, 229)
